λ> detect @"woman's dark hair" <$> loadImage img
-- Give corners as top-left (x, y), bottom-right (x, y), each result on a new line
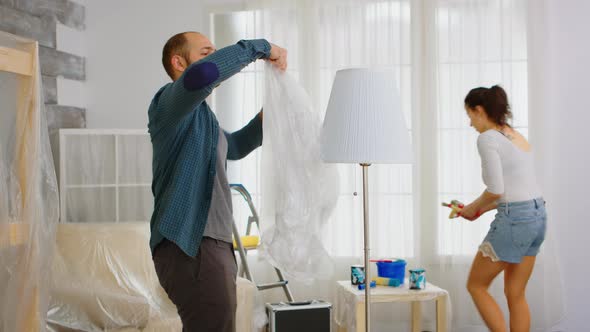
top-left (464, 85), bottom-right (512, 126)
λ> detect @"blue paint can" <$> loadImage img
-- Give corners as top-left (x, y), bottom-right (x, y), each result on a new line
top-left (351, 265), bottom-right (365, 285)
top-left (376, 259), bottom-right (407, 282)
top-left (409, 268), bottom-right (426, 290)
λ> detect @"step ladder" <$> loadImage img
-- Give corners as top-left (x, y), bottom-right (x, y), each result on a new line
top-left (230, 183), bottom-right (294, 302)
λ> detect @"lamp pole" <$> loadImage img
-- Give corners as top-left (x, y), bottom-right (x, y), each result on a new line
top-left (361, 162), bottom-right (371, 332)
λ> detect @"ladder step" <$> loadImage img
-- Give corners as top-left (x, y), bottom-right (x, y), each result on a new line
top-left (232, 235), bottom-right (260, 249)
top-left (230, 184), bottom-right (294, 303)
top-left (257, 281), bottom-right (288, 290)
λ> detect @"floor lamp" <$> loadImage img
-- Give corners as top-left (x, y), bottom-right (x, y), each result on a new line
top-left (320, 68), bottom-right (412, 332)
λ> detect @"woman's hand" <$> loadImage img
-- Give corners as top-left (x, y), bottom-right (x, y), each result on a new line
top-left (460, 203), bottom-right (481, 221)
top-left (460, 191), bottom-right (500, 221)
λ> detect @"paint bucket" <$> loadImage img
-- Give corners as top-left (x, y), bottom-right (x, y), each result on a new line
top-left (350, 265), bottom-right (365, 285)
top-left (409, 268), bottom-right (426, 290)
top-left (376, 259), bottom-right (406, 283)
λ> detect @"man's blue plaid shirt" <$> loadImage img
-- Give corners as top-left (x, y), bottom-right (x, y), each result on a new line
top-left (147, 39), bottom-right (270, 257)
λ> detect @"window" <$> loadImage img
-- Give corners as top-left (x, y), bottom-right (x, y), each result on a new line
top-left (208, 0), bottom-right (528, 259)
top-left (435, 0), bottom-right (529, 256)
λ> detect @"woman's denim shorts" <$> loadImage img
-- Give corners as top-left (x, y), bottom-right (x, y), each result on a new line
top-left (479, 197), bottom-right (547, 264)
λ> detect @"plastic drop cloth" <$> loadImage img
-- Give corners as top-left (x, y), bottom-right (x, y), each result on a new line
top-left (47, 222), bottom-right (257, 332)
top-left (260, 64), bottom-right (339, 283)
top-left (47, 223), bottom-right (171, 331)
top-left (0, 31), bottom-right (59, 332)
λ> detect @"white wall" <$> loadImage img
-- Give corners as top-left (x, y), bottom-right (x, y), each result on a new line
top-left (85, 0), bottom-right (210, 128)
top-left (529, 0), bottom-right (590, 330)
top-left (547, 1), bottom-right (590, 329)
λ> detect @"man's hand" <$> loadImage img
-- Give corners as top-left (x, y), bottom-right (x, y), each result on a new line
top-left (267, 43), bottom-right (288, 71)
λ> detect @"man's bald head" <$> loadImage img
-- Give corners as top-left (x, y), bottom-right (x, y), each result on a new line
top-left (162, 32), bottom-right (216, 81)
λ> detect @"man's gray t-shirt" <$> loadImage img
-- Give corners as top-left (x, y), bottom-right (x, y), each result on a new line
top-left (203, 130), bottom-right (234, 243)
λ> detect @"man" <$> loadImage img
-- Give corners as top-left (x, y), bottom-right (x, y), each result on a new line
top-left (148, 31), bottom-right (287, 331)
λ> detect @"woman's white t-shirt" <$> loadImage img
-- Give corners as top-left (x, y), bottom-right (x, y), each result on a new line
top-left (477, 129), bottom-right (541, 203)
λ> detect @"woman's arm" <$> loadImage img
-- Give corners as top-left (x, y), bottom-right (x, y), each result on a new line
top-left (461, 190), bottom-right (501, 220)
top-left (461, 134), bottom-right (503, 220)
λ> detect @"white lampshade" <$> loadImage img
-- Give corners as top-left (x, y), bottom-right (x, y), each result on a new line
top-left (321, 68), bottom-right (412, 164)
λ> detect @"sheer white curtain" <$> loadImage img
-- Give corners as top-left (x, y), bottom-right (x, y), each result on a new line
top-left (423, 1), bottom-right (563, 331)
top-left (210, 0), bottom-right (414, 261)
top-left (209, 2), bottom-right (418, 330)
top-left (207, 0), bottom-right (563, 330)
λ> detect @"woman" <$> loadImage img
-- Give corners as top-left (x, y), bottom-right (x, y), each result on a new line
top-left (460, 85), bottom-right (547, 332)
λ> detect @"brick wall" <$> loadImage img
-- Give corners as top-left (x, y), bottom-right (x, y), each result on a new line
top-left (0, 0), bottom-right (86, 132)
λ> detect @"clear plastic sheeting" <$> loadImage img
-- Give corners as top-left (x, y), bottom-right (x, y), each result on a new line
top-left (57, 130), bottom-right (153, 223)
top-left (46, 222), bottom-right (257, 332)
top-left (0, 31), bottom-right (59, 332)
top-left (47, 223), bottom-right (171, 331)
top-left (260, 64), bottom-right (339, 283)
